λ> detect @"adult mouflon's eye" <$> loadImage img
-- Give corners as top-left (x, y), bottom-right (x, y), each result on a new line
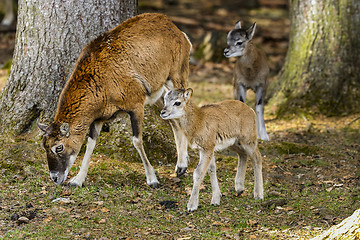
top-left (55, 144), bottom-right (64, 153)
top-left (174, 101), bottom-right (181, 106)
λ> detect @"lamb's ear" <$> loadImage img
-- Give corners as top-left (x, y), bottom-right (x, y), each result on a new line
top-left (234, 20), bottom-right (241, 29)
top-left (37, 120), bottom-right (48, 133)
top-left (184, 88), bottom-right (193, 102)
top-left (246, 22), bottom-right (256, 40)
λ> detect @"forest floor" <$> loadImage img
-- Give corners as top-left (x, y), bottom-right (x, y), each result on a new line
top-left (1, 1), bottom-right (360, 239)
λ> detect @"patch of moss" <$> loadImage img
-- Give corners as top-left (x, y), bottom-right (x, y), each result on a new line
top-left (268, 141), bottom-right (319, 156)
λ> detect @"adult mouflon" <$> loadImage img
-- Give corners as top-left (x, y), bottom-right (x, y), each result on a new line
top-left (38, 13), bottom-right (191, 188)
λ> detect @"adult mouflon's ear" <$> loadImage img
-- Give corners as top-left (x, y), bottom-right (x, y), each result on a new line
top-left (60, 122), bottom-right (70, 137)
top-left (184, 88), bottom-right (193, 102)
top-left (246, 22), bottom-right (256, 40)
top-left (37, 120), bottom-right (48, 133)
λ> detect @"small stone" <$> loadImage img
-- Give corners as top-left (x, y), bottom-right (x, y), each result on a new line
top-left (18, 216), bottom-right (29, 223)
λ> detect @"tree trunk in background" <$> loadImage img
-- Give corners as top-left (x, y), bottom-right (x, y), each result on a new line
top-left (269, 0), bottom-right (360, 116)
top-left (0, 0), bottom-right (137, 134)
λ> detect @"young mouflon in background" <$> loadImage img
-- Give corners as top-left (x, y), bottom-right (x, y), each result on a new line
top-left (161, 88), bottom-right (264, 212)
top-left (224, 20), bottom-right (270, 141)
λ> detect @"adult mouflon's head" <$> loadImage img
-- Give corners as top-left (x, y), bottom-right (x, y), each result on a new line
top-left (224, 21), bottom-right (256, 58)
top-left (38, 121), bottom-right (83, 185)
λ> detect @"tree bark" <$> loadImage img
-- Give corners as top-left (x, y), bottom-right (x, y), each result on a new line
top-left (0, 0), bottom-right (137, 134)
top-left (269, 0), bottom-right (360, 116)
top-left (312, 209), bottom-right (360, 240)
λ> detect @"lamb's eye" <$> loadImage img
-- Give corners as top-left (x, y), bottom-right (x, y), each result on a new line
top-left (236, 41), bottom-right (243, 46)
top-left (55, 144), bottom-right (64, 153)
top-left (174, 102), bottom-right (181, 106)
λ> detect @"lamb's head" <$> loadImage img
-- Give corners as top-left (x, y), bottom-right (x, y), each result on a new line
top-left (224, 21), bottom-right (256, 58)
top-left (160, 88), bottom-right (193, 120)
top-left (38, 121), bottom-right (83, 185)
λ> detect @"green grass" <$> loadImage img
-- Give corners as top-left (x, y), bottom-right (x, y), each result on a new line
top-left (1, 113), bottom-right (360, 239)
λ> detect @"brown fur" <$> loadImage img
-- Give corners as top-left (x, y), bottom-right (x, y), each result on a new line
top-left (224, 21), bottom-right (270, 141)
top-left (40, 13), bottom-right (191, 187)
top-left (233, 42), bottom-right (269, 95)
top-left (180, 100), bottom-right (257, 150)
top-left (161, 89), bottom-right (264, 211)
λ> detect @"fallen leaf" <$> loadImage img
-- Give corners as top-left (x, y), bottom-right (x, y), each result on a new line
top-left (98, 219), bottom-right (106, 224)
top-left (101, 207), bottom-right (110, 213)
top-left (43, 216), bottom-right (52, 223)
top-left (212, 221), bottom-right (222, 226)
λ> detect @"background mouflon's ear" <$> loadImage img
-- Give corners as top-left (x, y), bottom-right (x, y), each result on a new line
top-left (234, 20), bottom-right (242, 30)
top-left (246, 22), bottom-right (257, 40)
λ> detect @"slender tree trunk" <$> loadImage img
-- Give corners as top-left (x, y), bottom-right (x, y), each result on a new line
top-left (269, 0), bottom-right (360, 116)
top-left (0, 0), bottom-right (137, 134)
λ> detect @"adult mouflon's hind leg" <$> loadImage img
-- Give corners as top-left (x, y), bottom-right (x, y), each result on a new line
top-left (69, 121), bottom-right (103, 187)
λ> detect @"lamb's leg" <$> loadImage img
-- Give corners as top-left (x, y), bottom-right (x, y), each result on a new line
top-left (250, 148), bottom-right (264, 200)
top-left (232, 145), bottom-right (248, 195)
top-left (187, 149), bottom-right (213, 212)
top-left (255, 86), bottom-right (269, 141)
top-left (170, 120), bottom-right (189, 177)
top-left (129, 108), bottom-right (159, 188)
top-left (234, 82), bottom-right (247, 103)
top-left (208, 155), bottom-right (221, 206)
top-left (1, 0), bottom-right (14, 26)
top-left (69, 121), bottom-right (103, 187)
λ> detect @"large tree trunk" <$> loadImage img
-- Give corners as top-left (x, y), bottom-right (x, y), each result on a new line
top-left (269, 0), bottom-right (360, 116)
top-left (0, 0), bottom-right (137, 134)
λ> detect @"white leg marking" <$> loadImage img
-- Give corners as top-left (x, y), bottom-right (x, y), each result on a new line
top-left (187, 150), bottom-right (213, 212)
top-left (132, 136), bottom-right (159, 188)
top-left (1, 0), bottom-right (14, 26)
top-left (251, 149), bottom-right (264, 200)
top-left (255, 87), bottom-right (269, 141)
top-left (69, 122), bottom-right (103, 187)
top-left (170, 121), bottom-right (189, 175)
top-left (208, 156), bottom-right (221, 206)
top-left (235, 148), bottom-right (247, 195)
top-left (68, 137), bottom-right (96, 187)
top-left (256, 104), bottom-right (269, 141)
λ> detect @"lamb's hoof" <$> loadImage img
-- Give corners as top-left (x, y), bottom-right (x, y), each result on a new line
top-left (254, 195), bottom-right (264, 201)
top-left (149, 182), bottom-right (160, 189)
top-left (258, 134), bottom-right (270, 141)
top-left (176, 167), bottom-right (187, 177)
top-left (236, 190), bottom-right (244, 196)
top-left (187, 207), bottom-right (197, 212)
